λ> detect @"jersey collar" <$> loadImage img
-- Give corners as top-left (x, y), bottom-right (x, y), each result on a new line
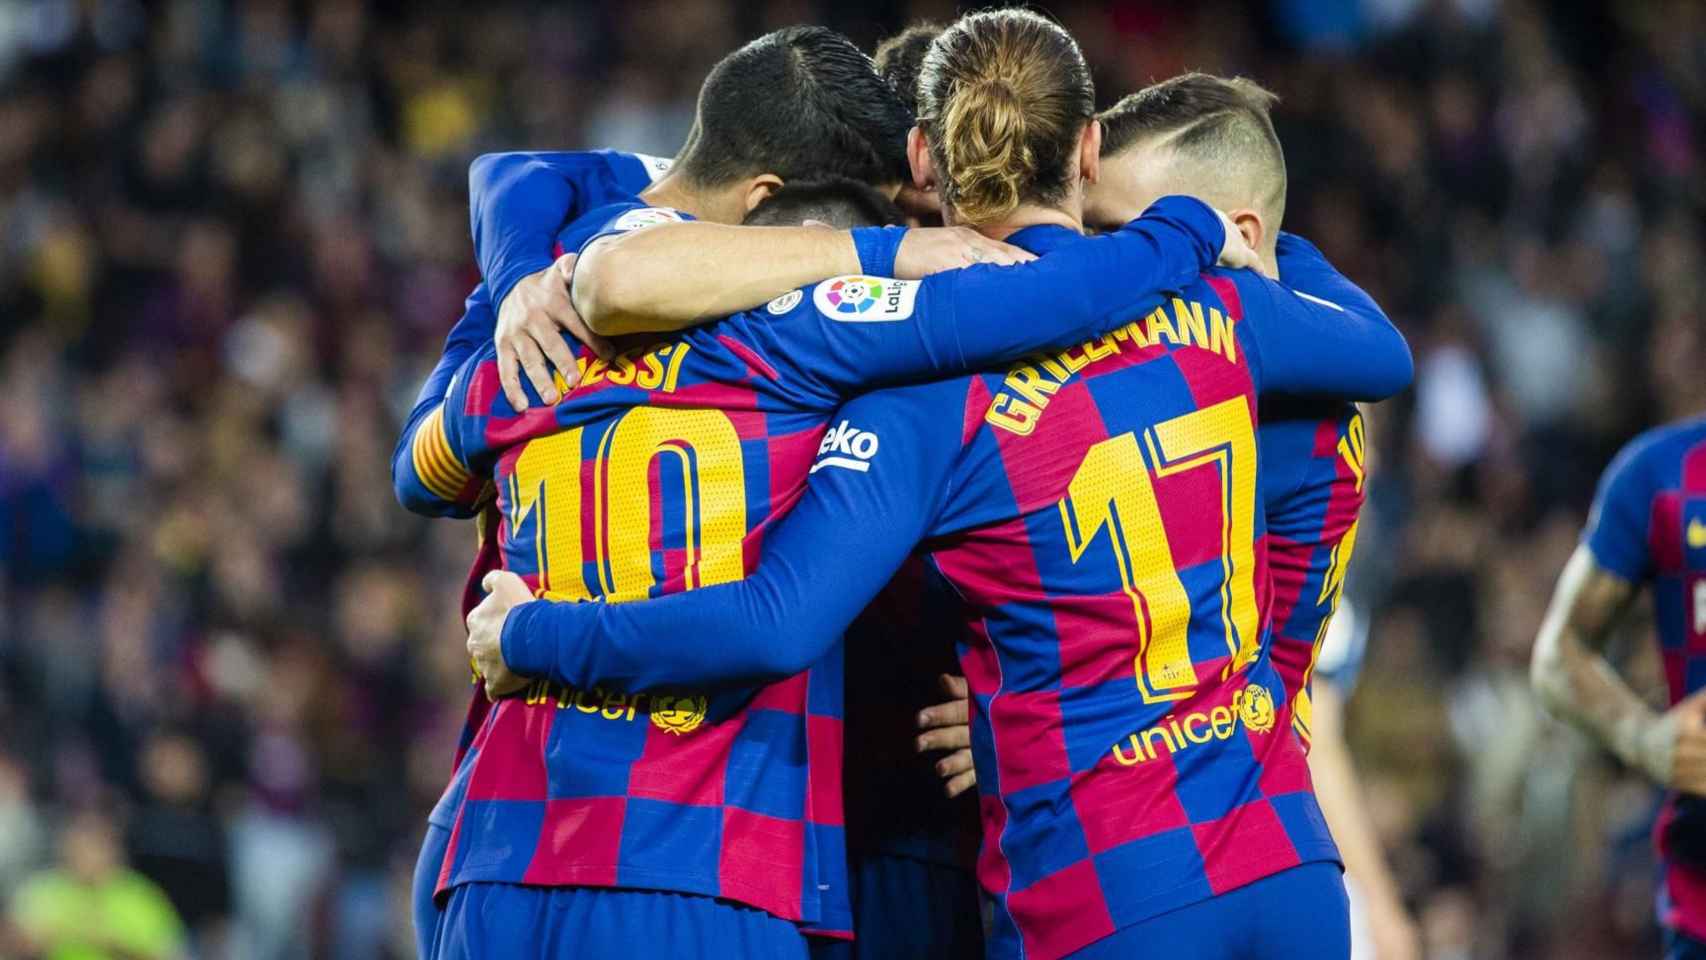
top-left (1003, 223), bottom-right (1084, 257)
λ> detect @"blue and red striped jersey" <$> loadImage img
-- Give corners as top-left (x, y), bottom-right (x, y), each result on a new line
top-left (1582, 415), bottom-right (1706, 940)
top-left (500, 227), bottom-right (1411, 959)
top-left (404, 196), bottom-right (1241, 933)
top-left (1261, 400), bottom-right (1366, 747)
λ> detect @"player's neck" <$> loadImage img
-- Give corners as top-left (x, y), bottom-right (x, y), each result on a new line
top-left (639, 173), bottom-right (738, 224)
top-left (975, 203), bottom-right (1083, 241)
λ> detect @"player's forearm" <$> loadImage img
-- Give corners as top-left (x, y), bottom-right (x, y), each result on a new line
top-left (391, 289), bottom-right (496, 518)
top-left (1532, 617), bottom-right (1665, 773)
top-left (1254, 239), bottom-right (1412, 401)
top-left (500, 574), bottom-right (843, 693)
top-left (500, 449), bottom-right (931, 691)
top-left (572, 223), bottom-right (864, 336)
top-left (469, 152), bottom-right (582, 309)
top-left (928, 195), bottom-right (1224, 373)
top-left (1531, 547), bottom-right (1658, 775)
top-left (1307, 682), bottom-right (1409, 912)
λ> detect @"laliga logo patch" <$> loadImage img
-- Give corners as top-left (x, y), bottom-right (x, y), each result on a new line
top-left (612, 206), bottom-right (686, 232)
top-left (767, 289), bottom-right (804, 315)
top-left (813, 275), bottom-right (920, 322)
top-left (1238, 684), bottom-right (1276, 734)
top-left (650, 693), bottom-right (708, 735)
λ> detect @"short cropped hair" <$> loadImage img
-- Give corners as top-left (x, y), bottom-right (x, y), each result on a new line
top-left (1099, 73), bottom-right (1286, 224)
top-left (874, 22), bottom-right (944, 117)
top-left (675, 26), bottom-right (914, 188)
top-left (741, 177), bottom-right (906, 229)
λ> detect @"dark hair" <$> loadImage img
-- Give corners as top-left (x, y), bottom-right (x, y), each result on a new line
top-left (675, 26), bottom-right (914, 188)
top-left (874, 22), bottom-right (944, 118)
top-left (741, 177), bottom-right (906, 229)
top-left (917, 10), bottom-right (1095, 224)
top-left (1099, 73), bottom-right (1286, 219)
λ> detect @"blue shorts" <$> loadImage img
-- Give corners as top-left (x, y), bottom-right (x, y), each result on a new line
top-left (1068, 862), bottom-right (1349, 960)
top-left (413, 822), bottom-right (452, 960)
top-left (430, 881), bottom-right (810, 960)
top-left (810, 853), bottom-right (983, 960)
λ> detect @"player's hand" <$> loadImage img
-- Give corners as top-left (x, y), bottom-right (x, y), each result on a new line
top-left (466, 570), bottom-right (536, 700)
top-left (1364, 893), bottom-right (1422, 960)
top-left (495, 253), bottom-right (614, 411)
top-left (1655, 688), bottom-right (1706, 794)
top-left (1212, 209), bottom-right (1261, 271)
top-left (917, 673), bottom-right (977, 799)
top-left (893, 227), bottom-right (1036, 279)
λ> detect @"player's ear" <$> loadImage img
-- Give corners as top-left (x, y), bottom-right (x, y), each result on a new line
top-left (742, 174), bottom-right (784, 213)
top-left (1077, 119), bottom-right (1102, 186)
top-left (907, 126), bottom-right (935, 192)
top-left (1229, 208), bottom-right (1265, 259)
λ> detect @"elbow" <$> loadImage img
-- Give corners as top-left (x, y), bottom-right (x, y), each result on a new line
top-left (469, 152), bottom-right (522, 200)
top-left (750, 641), bottom-right (818, 684)
top-left (1527, 637), bottom-right (1569, 717)
top-left (1388, 328), bottom-right (1415, 394)
top-left (748, 620), bottom-right (837, 682)
top-left (1355, 320), bottom-right (1413, 401)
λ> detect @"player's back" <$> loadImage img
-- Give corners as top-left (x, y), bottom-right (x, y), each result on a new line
top-left (860, 226), bottom-right (1339, 959)
top-left (428, 205), bottom-right (863, 932)
top-left (1259, 399), bottom-right (1366, 744)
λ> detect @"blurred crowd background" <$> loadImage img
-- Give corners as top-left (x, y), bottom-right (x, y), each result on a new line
top-left (1, 0), bottom-right (1703, 957)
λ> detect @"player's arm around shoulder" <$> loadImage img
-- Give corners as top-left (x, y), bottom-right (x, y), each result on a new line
top-left (1236, 233), bottom-right (1412, 401)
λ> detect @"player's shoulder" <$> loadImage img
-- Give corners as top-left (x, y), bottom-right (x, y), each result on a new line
top-left (810, 379), bottom-right (972, 480)
top-left (578, 199), bottom-right (690, 235)
top-left (741, 274), bottom-right (926, 332)
top-left (1604, 415), bottom-right (1706, 487)
top-left (587, 148), bottom-right (673, 185)
top-left (834, 377), bottom-right (974, 442)
top-left (807, 274), bottom-right (924, 323)
top-left (1205, 264), bottom-right (1340, 319)
top-left (558, 199), bottom-right (692, 255)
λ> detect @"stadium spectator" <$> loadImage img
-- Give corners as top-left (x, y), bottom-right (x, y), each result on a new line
top-left (1, 0), bottom-right (1702, 955)
top-left (8, 809), bottom-right (185, 960)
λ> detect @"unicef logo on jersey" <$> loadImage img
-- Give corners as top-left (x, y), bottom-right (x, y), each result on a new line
top-left (812, 275), bottom-right (921, 323)
top-left (1110, 681), bottom-right (1278, 767)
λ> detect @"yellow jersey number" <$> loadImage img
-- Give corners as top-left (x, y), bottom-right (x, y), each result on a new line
top-left (1059, 397), bottom-right (1261, 704)
top-left (508, 408), bottom-right (748, 602)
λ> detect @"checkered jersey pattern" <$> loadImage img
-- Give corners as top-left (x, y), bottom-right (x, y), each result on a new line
top-left (1260, 402), bottom-right (1366, 747)
top-left (909, 263), bottom-right (1338, 960)
top-left (1582, 416), bottom-right (1706, 941)
top-left (429, 219), bottom-right (859, 934)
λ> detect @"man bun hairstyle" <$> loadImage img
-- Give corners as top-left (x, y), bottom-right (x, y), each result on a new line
top-left (917, 10), bottom-right (1094, 225)
top-left (676, 26), bottom-right (914, 189)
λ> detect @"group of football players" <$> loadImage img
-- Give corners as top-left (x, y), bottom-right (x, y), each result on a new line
top-left (391, 9), bottom-right (1426, 960)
